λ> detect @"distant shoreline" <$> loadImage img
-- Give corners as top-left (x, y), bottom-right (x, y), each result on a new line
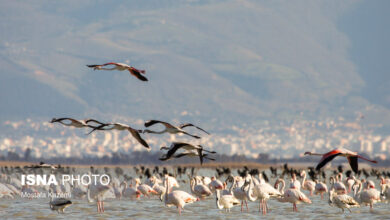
top-left (0, 160), bottom-right (386, 170)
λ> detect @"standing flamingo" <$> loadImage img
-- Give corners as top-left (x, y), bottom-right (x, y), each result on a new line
top-left (314, 179), bottom-right (328, 199)
top-left (275, 179), bottom-right (311, 212)
top-left (300, 171), bottom-right (315, 196)
top-left (87, 62), bottom-right (148, 81)
top-left (328, 188), bottom-right (359, 213)
top-left (330, 174), bottom-right (347, 194)
top-left (246, 176), bottom-right (281, 215)
top-left (190, 177), bottom-right (212, 198)
top-left (87, 183), bottom-right (112, 213)
top-left (353, 180), bottom-right (381, 211)
top-left (215, 189), bottom-right (240, 212)
top-left (161, 178), bottom-right (198, 215)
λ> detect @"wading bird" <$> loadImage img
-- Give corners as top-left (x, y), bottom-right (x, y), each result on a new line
top-left (87, 62), bottom-right (147, 81)
top-left (49, 188), bottom-right (72, 213)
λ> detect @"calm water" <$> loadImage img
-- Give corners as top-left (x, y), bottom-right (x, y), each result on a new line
top-left (2, 168), bottom-right (390, 220)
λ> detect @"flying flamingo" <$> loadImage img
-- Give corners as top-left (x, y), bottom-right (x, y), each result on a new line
top-left (50, 118), bottom-right (106, 133)
top-left (143, 120), bottom-right (209, 139)
top-left (159, 149), bottom-right (215, 165)
top-left (87, 62), bottom-right (148, 81)
top-left (89, 122), bottom-right (150, 149)
top-left (304, 148), bottom-right (377, 173)
top-left (159, 142), bottom-right (216, 164)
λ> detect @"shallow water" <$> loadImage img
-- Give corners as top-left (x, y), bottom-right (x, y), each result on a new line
top-left (3, 195), bottom-right (389, 220)
top-left (2, 168), bottom-right (390, 219)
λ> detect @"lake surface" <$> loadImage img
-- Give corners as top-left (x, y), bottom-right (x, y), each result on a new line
top-left (1, 168), bottom-right (389, 220)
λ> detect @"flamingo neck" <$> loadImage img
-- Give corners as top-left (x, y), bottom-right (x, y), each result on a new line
top-left (306, 152), bottom-right (323, 156)
top-left (301, 172), bottom-right (306, 185)
top-left (246, 179), bottom-right (257, 202)
top-left (190, 179), bottom-right (196, 193)
top-left (215, 190), bottom-right (224, 209)
top-left (277, 179), bottom-right (285, 193)
top-left (87, 187), bottom-right (93, 203)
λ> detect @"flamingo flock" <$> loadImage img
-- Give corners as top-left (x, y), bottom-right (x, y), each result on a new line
top-left (0, 164), bottom-right (388, 215)
top-left (17, 55), bottom-right (387, 218)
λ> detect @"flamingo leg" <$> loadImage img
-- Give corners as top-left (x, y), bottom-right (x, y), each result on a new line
top-left (262, 200), bottom-right (265, 215)
top-left (259, 200), bottom-right (262, 212)
top-left (241, 201), bottom-right (243, 212)
top-left (245, 200), bottom-right (248, 211)
top-left (102, 201), bottom-right (104, 212)
top-left (97, 201), bottom-right (100, 213)
top-left (265, 200), bottom-right (269, 214)
top-left (179, 206), bottom-right (181, 215)
top-left (321, 192), bottom-right (324, 200)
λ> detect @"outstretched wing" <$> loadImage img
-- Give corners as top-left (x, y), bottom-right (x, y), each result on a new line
top-left (144, 120), bottom-right (172, 128)
top-left (50, 117), bottom-right (73, 123)
top-left (347, 156), bottom-right (358, 173)
top-left (159, 154), bottom-right (171, 161)
top-left (179, 123), bottom-right (210, 135)
top-left (197, 148), bottom-right (203, 165)
top-left (128, 68), bottom-right (148, 81)
top-left (165, 142), bottom-right (190, 159)
top-left (316, 153), bottom-right (342, 171)
top-left (128, 127), bottom-right (150, 149)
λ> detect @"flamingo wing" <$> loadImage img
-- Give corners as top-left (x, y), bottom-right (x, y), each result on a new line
top-left (347, 156), bottom-right (358, 173)
top-left (165, 142), bottom-right (190, 159)
top-left (179, 123), bottom-right (210, 135)
top-left (50, 117), bottom-right (74, 123)
top-left (128, 127), bottom-right (150, 149)
top-left (316, 152), bottom-right (342, 171)
top-left (197, 148), bottom-right (204, 165)
top-left (145, 120), bottom-right (168, 127)
top-left (128, 68), bottom-right (148, 81)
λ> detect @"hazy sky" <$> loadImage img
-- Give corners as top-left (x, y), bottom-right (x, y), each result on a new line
top-left (338, 0), bottom-right (390, 109)
top-left (0, 0), bottom-right (389, 126)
